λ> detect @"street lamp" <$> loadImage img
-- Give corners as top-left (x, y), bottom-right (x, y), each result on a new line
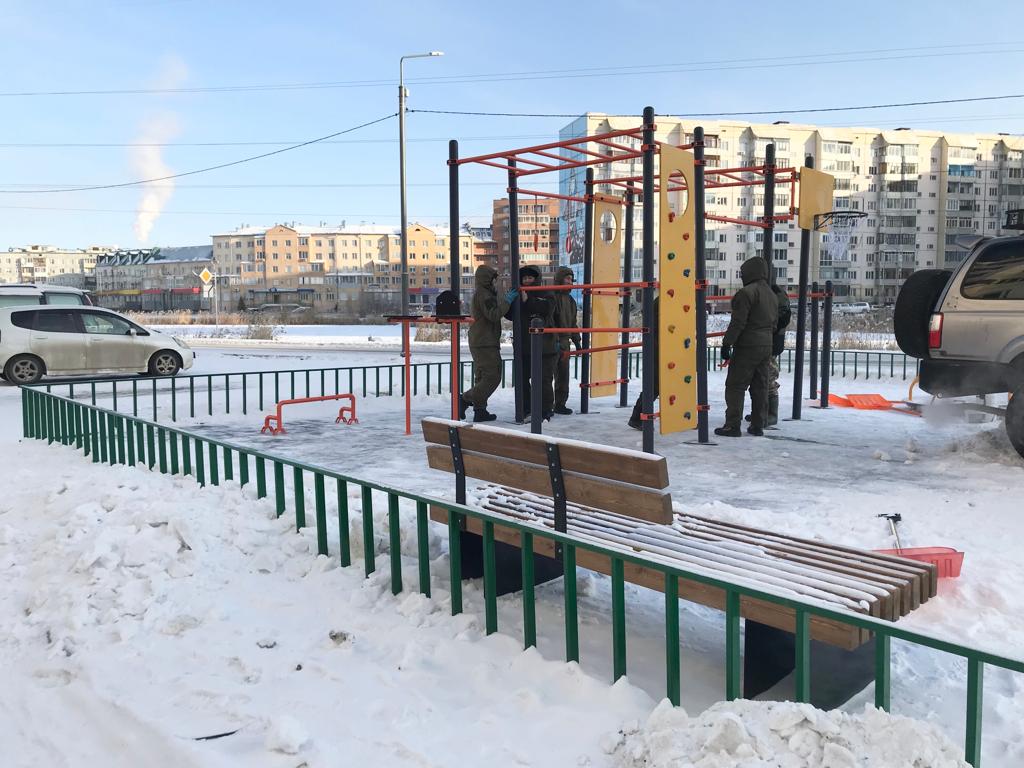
top-left (399, 50), bottom-right (444, 316)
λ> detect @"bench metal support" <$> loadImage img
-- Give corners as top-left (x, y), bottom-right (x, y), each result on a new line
top-left (546, 441), bottom-right (567, 559)
top-left (448, 425), bottom-right (466, 507)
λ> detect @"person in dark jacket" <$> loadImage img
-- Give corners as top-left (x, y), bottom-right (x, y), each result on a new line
top-left (460, 265), bottom-right (510, 422)
top-left (716, 257), bottom-right (777, 437)
top-left (551, 266), bottom-right (582, 414)
top-left (628, 295), bottom-right (659, 430)
top-left (506, 265), bottom-right (557, 419)
top-left (746, 283), bottom-right (792, 427)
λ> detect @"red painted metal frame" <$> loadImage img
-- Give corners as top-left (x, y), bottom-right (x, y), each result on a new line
top-left (261, 393), bottom-right (358, 435)
top-left (519, 280), bottom-right (655, 293)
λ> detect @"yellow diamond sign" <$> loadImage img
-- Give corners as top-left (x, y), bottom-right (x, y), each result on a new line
top-left (199, 268), bottom-right (213, 285)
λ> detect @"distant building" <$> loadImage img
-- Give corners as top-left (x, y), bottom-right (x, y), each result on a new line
top-left (492, 197), bottom-right (559, 278)
top-left (94, 246), bottom-right (212, 311)
top-left (1, 244), bottom-right (111, 286)
top-left (473, 237), bottom-right (499, 270)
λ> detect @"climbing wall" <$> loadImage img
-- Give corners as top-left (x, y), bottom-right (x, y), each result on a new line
top-left (657, 145), bottom-right (698, 435)
top-left (590, 198), bottom-right (623, 399)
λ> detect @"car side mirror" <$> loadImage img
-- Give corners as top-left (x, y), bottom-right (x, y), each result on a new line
top-left (127, 328), bottom-right (137, 336)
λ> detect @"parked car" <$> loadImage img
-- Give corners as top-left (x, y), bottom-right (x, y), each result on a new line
top-left (893, 223), bottom-right (1024, 457)
top-left (0, 283), bottom-right (92, 307)
top-left (834, 301), bottom-right (871, 315)
top-left (0, 306), bottom-right (194, 385)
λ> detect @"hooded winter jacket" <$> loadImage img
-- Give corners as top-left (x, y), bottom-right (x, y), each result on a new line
top-left (507, 266), bottom-right (557, 355)
top-left (551, 266), bottom-right (582, 350)
top-left (722, 257), bottom-right (777, 349)
top-left (468, 265), bottom-right (509, 349)
top-left (771, 284), bottom-right (792, 357)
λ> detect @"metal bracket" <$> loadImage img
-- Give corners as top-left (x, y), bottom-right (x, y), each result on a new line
top-left (448, 426), bottom-right (467, 528)
top-left (546, 442), bottom-right (567, 560)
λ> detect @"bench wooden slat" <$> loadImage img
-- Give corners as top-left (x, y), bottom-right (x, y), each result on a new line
top-left (422, 418), bottom-right (669, 490)
top-left (426, 444), bottom-right (673, 524)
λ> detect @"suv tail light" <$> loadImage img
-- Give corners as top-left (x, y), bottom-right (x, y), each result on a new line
top-left (928, 312), bottom-right (943, 350)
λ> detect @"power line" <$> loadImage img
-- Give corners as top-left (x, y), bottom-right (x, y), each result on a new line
top-left (0, 181), bottom-right (559, 190)
top-left (0, 134), bottom-right (552, 149)
top-left (2, 42), bottom-right (1021, 96)
top-left (0, 113), bottom-right (398, 194)
top-left (0, 204), bottom-right (494, 219)
top-left (410, 93), bottom-right (1024, 119)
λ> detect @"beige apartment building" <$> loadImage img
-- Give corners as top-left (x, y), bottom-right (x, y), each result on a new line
top-left (210, 222), bottom-right (477, 312)
top-left (1, 244), bottom-right (110, 286)
top-left (560, 114), bottom-right (1024, 302)
top-left (492, 197), bottom-right (560, 277)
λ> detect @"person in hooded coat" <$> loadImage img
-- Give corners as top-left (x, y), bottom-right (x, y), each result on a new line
top-left (716, 257), bottom-right (777, 437)
top-left (460, 265), bottom-right (510, 422)
top-left (551, 266), bottom-right (582, 414)
top-left (506, 265), bottom-right (557, 419)
top-left (746, 282), bottom-right (792, 427)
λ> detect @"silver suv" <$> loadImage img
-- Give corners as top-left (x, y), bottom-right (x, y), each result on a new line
top-left (894, 220), bottom-right (1024, 457)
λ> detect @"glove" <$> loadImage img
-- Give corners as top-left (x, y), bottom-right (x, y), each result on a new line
top-left (720, 345), bottom-right (732, 361)
top-left (505, 289), bottom-right (519, 304)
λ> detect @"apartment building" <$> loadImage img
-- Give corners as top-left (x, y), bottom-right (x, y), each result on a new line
top-left (211, 222), bottom-right (478, 312)
top-left (94, 246), bottom-right (212, 311)
top-left (492, 197), bottom-right (560, 277)
top-left (560, 114), bottom-right (1024, 302)
top-left (1, 244), bottom-right (110, 285)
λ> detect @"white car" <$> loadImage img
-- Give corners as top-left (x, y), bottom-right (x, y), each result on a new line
top-left (0, 283), bottom-right (92, 307)
top-left (0, 306), bottom-right (194, 385)
top-left (835, 301), bottom-right (871, 315)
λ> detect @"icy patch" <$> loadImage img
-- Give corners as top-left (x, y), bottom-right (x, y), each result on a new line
top-left (612, 699), bottom-right (971, 768)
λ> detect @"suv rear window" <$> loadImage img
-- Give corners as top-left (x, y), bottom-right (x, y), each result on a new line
top-left (43, 291), bottom-right (86, 305)
top-left (0, 295), bottom-right (41, 308)
top-left (962, 241), bottom-right (1024, 300)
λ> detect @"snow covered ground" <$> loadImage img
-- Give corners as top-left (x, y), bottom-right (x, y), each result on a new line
top-left (2, 344), bottom-right (1021, 766)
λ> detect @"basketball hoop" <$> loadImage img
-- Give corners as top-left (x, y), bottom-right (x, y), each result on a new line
top-left (816, 210), bottom-right (867, 262)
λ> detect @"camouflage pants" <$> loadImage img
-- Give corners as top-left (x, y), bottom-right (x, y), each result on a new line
top-left (767, 356), bottom-right (781, 396)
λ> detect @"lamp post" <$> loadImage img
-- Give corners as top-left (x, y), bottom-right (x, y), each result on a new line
top-left (399, 50), bottom-right (444, 315)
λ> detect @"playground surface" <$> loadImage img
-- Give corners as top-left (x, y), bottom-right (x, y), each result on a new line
top-left (1, 344), bottom-right (1021, 766)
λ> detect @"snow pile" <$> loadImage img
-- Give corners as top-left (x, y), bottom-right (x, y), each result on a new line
top-left (611, 699), bottom-right (971, 768)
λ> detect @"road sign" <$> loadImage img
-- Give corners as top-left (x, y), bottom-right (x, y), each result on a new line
top-left (199, 268), bottom-right (213, 285)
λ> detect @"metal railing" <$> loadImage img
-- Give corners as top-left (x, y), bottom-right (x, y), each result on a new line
top-left (19, 384), bottom-right (1021, 767)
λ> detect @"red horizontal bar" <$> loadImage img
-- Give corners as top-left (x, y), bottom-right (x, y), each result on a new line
top-left (517, 150), bottom-right (645, 177)
top-left (456, 125), bottom-right (645, 167)
top-left (565, 341), bottom-right (644, 357)
top-left (705, 213), bottom-right (771, 229)
top-left (519, 281), bottom-right (656, 292)
top-left (582, 378), bottom-right (629, 388)
top-left (532, 326), bottom-right (647, 334)
top-left (515, 187), bottom-right (588, 204)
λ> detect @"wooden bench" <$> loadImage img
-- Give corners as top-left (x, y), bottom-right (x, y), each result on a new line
top-left (422, 417), bottom-right (937, 706)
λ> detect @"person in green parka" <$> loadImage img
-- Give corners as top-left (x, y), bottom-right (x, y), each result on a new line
top-left (551, 266), bottom-right (582, 415)
top-left (459, 265), bottom-right (510, 422)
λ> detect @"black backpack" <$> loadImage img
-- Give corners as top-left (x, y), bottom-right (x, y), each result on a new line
top-left (434, 290), bottom-right (462, 317)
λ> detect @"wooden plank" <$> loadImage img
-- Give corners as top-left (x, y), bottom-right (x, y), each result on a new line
top-left (431, 505), bottom-right (866, 649)
top-left (426, 444), bottom-right (673, 524)
top-left (422, 417), bottom-right (669, 490)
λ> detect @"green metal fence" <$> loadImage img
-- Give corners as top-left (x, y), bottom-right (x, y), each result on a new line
top-left (19, 384), bottom-right (1020, 766)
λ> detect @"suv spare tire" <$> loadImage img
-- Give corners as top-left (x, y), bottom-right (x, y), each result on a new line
top-left (1007, 385), bottom-right (1024, 460)
top-left (894, 269), bottom-right (952, 358)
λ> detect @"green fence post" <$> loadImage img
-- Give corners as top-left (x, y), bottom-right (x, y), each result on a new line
top-left (273, 462), bottom-right (285, 515)
top-left (482, 520), bottom-right (497, 635)
top-left (151, 379), bottom-right (157, 420)
top-left (223, 445), bottom-right (233, 482)
top-left (145, 424), bottom-right (156, 469)
top-left (225, 374), bottom-right (231, 414)
top-left (171, 378), bottom-right (176, 422)
top-left (448, 509), bottom-right (462, 615)
top-left (208, 445), bottom-right (221, 486)
top-left (725, 590), bottom-right (742, 701)
top-left (388, 493), bottom-right (402, 595)
top-left (169, 431), bottom-right (180, 474)
top-left (521, 531), bottom-right (536, 649)
top-left (258, 373), bottom-right (264, 411)
top-left (181, 434), bottom-right (190, 476)
top-left (314, 473), bottom-right (328, 556)
top-left (107, 413), bottom-right (117, 464)
top-left (21, 390), bottom-right (29, 438)
top-left (157, 427), bottom-right (167, 473)
top-left (195, 438), bottom-right (206, 486)
top-left (239, 452), bottom-right (249, 486)
top-left (188, 377), bottom-right (195, 418)
top-left (794, 607), bottom-right (811, 703)
top-left (292, 466), bottom-right (305, 530)
top-left (115, 416), bottom-right (125, 464)
top-left (90, 409), bottom-right (100, 461)
top-left (337, 478), bottom-right (351, 567)
top-left (97, 411), bottom-right (109, 461)
top-left (74, 402), bottom-right (84, 449)
top-left (416, 501), bottom-right (430, 597)
top-left (875, 632), bottom-right (891, 711)
top-left (665, 573), bottom-right (680, 706)
top-left (564, 543), bottom-right (579, 664)
top-left (242, 372), bottom-right (248, 415)
top-left (611, 557), bottom-right (626, 682)
top-left (135, 417), bottom-right (145, 463)
top-left (965, 658), bottom-right (984, 767)
top-left (112, 382), bottom-right (118, 413)
top-left (207, 375), bottom-right (213, 416)
top-left (125, 419), bottom-right (136, 465)
top-left (255, 456), bottom-right (266, 498)
top-left (361, 485), bottom-right (375, 576)
top-left (131, 379), bottom-right (138, 416)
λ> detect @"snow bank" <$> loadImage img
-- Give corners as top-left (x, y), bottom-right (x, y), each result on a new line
top-left (611, 699), bottom-right (971, 768)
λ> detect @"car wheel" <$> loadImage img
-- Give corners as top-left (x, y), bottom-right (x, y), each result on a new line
top-left (148, 350), bottom-right (182, 377)
top-left (893, 269), bottom-right (952, 358)
top-left (4, 354), bottom-right (45, 385)
top-left (1007, 385), bottom-right (1024, 460)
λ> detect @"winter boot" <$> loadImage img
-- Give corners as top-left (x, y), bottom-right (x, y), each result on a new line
top-left (628, 416), bottom-right (642, 431)
top-left (747, 425), bottom-right (764, 436)
top-left (554, 405), bottom-right (573, 415)
top-left (767, 394), bottom-right (779, 427)
top-left (714, 426), bottom-right (742, 438)
top-left (472, 409), bottom-right (497, 423)
top-left (458, 394), bottom-right (471, 420)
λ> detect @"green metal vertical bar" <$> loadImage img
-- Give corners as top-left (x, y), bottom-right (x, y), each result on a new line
top-left (239, 452), bottom-right (249, 486)
top-left (448, 509), bottom-right (462, 615)
top-left (225, 374), bottom-right (231, 414)
top-left (314, 472), bottom-right (328, 556)
top-left (965, 658), bottom-right (984, 767)
top-left (388, 493), bottom-right (402, 595)
top-left (256, 456), bottom-right (267, 498)
top-left (305, 369), bottom-right (310, 397)
top-left (90, 409), bottom-right (99, 461)
top-left (273, 461), bottom-right (285, 515)
top-left (45, 397), bottom-right (54, 444)
top-left (362, 368), bottom-right (367, 397)
top-left (334, 368), bottom-right (340, 395)
top-left (223, 445), bottom-right (233, 481)
top-left (189, 377), bottom-right (195, 418)
top-left (290, 370), bottom-right (295, 399)
top-left (21, 390), bottom-right (30, 438)
top-left (361, 486), bottom-right (375, 576)
top-left (258, 372), bottom-right (264, 410)
top-left (413, 365), bottom-right (418, 396)
top-left (416, 501), bottom-right (430, 597)
top-left (181, 435), bottom-right (191, 476)
top-left (274, 372), bottom-right (280, 403)
top-left (611, 557), bottom-right (626, 682)
top-left (169, 431), bottom-right (179, 474)
top-left (665, 573), bottom-right (680, 706)
top-left (151, 379), bottom-right (157, 421)
top-left (794, 607), bottom-right (811, 703)
top-left (875, 632), bottom-right (891, 711)
top-left (337, 478), bottom-right (351, 567)
top-left (112, 381), bottom-right (118, 413)
top-left (90, 381), bottom-right (97, 405)
top-left (157, 427), bottom-right (167, 473)
top-left (388, 366), bottom-right (393, 396)
top-left (563, 543), bottom-right (579, 663)
top-left (521, 532), bottom-right (536, 649)
top-left (208, 442), bottom-right (219, 486)
top-left (145, 424), bottom-right (155, 469)
top-left (242, 373), bottom-right (247, 414)
top-left (207, 375), bottom-right (213, 416)
top-left (195, 438), bottom-right (206, 486)
top-left (106, 413), bottom-right (117, 463)
top-left (125, 419), bottom-right (136, 466)
top-left (97, 411), bottom-right (108, 461)
top-left (320, 369), bottom-right (325, 396)
top-left (171, 378), bottom-right (176, 422)
top-left (115, 416), bottom-right (125, 464)
top-left (725, 590), bottom-right (742, 701)
top-left (348, 368), bottom-right (354, 397)
top-left (292, 466), bottom-right (305, 529)
top-left (135, 415), bottom-right (144, 461)
top-left (72, 402), bottom-right (82, 449)
top-left (482, 520), bottom-right (497, 635)
top-left (375, 367), bottom-right (380, 397)
top-left (132, 379), bottom-right (138, 416)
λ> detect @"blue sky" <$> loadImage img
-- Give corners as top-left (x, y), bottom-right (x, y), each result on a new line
top-left (2, 0), bottom-right (1023, 249)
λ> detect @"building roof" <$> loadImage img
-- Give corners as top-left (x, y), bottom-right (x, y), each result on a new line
top-left (157, 245), bottom-right (213, 264)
